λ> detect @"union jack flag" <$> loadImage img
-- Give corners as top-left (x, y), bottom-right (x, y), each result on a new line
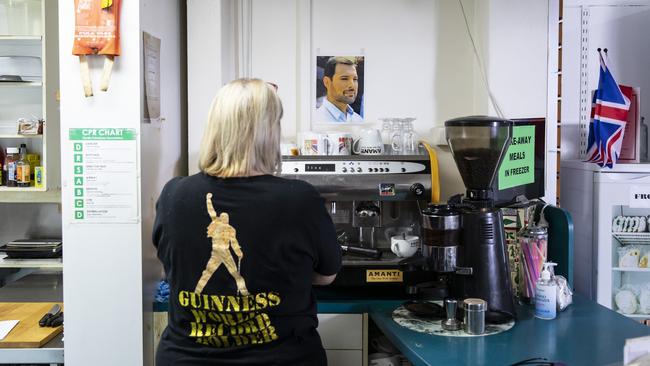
top-left (585, 50), bottom-right (632, 168)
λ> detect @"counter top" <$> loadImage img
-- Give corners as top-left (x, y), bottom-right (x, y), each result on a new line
top-left (318, 295), bottom-right (650, 366)
top-left (151, 290), bottom-right (650, 365)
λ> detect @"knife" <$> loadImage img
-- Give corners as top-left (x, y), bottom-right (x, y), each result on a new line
top-left (39, 304), bottom-right (61, 327)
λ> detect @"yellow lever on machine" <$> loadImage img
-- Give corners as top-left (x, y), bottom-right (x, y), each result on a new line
top-left (420, 141), bottom-right (440, 203)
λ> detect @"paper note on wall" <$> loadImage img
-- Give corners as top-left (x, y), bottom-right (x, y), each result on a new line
top-left (68, 128), bottom-right (139, 223)
top-left (498, 125), bottom-right (535, 190)
top-left (143, 31), bottom-right (161, 123)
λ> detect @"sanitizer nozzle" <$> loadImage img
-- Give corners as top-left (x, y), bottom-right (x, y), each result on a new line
top-left (541, 262), bottom-right (557, 281)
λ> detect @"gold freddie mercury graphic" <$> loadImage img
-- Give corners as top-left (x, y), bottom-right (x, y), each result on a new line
top-left (195, 193), bottom-right (250, 295)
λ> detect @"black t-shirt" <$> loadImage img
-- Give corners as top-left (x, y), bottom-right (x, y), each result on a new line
top-left (153, 173), bottom-right (341, 366)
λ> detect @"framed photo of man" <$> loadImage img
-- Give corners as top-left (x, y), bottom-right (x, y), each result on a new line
top-left (313, 55), bottom-right (365, 125)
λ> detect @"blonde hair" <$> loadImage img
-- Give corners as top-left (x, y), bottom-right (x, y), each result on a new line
top-left (198, 79), bottom-right (282, 177)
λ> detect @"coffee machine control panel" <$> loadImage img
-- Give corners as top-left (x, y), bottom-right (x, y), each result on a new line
top-left (281, 161), bottom-right (427, 175)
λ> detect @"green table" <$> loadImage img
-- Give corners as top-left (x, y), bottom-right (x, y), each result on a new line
top-left (317, 295), bottom-right (650, 366)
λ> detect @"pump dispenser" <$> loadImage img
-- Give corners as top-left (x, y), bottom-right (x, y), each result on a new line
top-left (535, 262), bottom-right (557, 319)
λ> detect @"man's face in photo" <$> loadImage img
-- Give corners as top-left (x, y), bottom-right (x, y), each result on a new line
top-left (324, 63), bottom-right (358, 105)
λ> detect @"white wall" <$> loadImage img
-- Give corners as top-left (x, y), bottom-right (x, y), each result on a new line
top-left (59, 1), bottom-right (185, 365)
top-left (187, 0), bottom-right (554, 201)
top-left (486, 1), bottom-right (549, 118)
top-left (140, 0), bottom-right (187, 364)
top-left (187, 0), bottom-right (237, 175)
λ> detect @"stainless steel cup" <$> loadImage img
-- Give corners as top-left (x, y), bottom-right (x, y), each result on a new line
top-left (463, 298), bottom-right (487, 335)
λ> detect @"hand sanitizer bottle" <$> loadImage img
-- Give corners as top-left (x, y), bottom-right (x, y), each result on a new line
top-left (535, 262), bottom-right (557, 319)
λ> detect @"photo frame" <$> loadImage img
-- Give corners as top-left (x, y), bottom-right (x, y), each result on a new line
top-left (312, 53), bottom-right (365, 126)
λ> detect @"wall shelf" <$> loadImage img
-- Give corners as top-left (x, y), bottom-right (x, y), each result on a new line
top-left (0, 81), bottom-right (43, 87)
top-left (0, 254), bottom-right (62, 269)
top-left (0, 134), bottom-right (43, 139)
top-left (0, 188), bottom-right (61, 203)
top-left (0, 35), bottom-right (42, 41)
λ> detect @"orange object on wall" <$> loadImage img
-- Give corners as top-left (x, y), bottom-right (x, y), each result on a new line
top-left (72, 0), bottom-right (121, 97)
top-left (72, 0), bottom-right (121, 56)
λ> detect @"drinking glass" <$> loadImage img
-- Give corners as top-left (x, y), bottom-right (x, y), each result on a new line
top-left (390, 119), bottom-right (403, 155)
top-left (379, 118), bottom-right (393, 154)
top-left (401, 118), bottom-right (418, 154)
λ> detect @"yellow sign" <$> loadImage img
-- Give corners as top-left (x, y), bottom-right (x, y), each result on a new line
top-left (366, 269), bottom-right (403, 283)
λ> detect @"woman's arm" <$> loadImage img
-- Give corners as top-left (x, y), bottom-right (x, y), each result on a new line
top-left (312, 272), bottom-right (337, 286)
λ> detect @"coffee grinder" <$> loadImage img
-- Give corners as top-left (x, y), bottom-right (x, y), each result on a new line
top-left (445, 116), bottom-right (516, 322)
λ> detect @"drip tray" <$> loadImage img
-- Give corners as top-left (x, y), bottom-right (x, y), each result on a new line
top-left (342, 251), bottom-right (401, 266)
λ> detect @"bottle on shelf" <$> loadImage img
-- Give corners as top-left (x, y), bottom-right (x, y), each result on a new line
top-left (26, 153), bottom-right (40, 184)
top-left (4, 147), bottom-right (19, 187)
top-left (16, 144), bottom-right (31, 188)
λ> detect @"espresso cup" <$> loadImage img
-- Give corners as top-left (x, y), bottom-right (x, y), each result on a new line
top-left (300, 132), bottom-right (333, 156)
top-left (327, 132), bottom-right (353, 155)
top-left (353, 129), bottom-right (384, 155)
top-left (390, 235), bottom-right (420, 258)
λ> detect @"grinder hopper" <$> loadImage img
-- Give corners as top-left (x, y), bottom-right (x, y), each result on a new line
top-left (445, 116), bottom-right (512, 200)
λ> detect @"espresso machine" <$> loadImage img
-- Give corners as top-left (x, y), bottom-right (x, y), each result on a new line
top-left (281, 151), bottom-right (437, 293)
top-left (443, 116), bottom-right (517, 322)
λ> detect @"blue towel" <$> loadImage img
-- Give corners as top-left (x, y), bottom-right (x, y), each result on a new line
top-left (154, 280), bottom-right (170, 303)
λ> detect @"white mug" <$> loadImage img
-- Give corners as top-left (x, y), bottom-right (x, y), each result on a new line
top-left (353, 129), bottom-right (384, 155)
top-left (390, 235), bottom-right (420, 258)
top-left (327, 132), bottom-right (353, 155)
top-left (300, 132), bottom-right (333, 156)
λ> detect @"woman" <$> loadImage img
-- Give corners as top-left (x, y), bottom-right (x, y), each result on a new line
top-left (153, 79), bottom-right (341, 365)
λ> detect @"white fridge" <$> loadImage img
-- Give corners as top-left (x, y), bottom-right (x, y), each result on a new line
top-left (563, 160), bottom-right (650, 319)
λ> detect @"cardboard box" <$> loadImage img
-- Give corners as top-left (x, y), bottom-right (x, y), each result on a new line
top-left (619, 87), bottom-right (642, 163)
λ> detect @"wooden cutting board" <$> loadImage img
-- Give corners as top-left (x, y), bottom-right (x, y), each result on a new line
top-left (0, 302), bottom-right (63, 348)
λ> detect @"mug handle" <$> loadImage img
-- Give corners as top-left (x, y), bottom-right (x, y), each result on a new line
top-left (324, 136), bottom-right (334, 155)
top-left (352, 138), bottom-right (361, 155)
top-left (392, 242), bottom-right (400, 257)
